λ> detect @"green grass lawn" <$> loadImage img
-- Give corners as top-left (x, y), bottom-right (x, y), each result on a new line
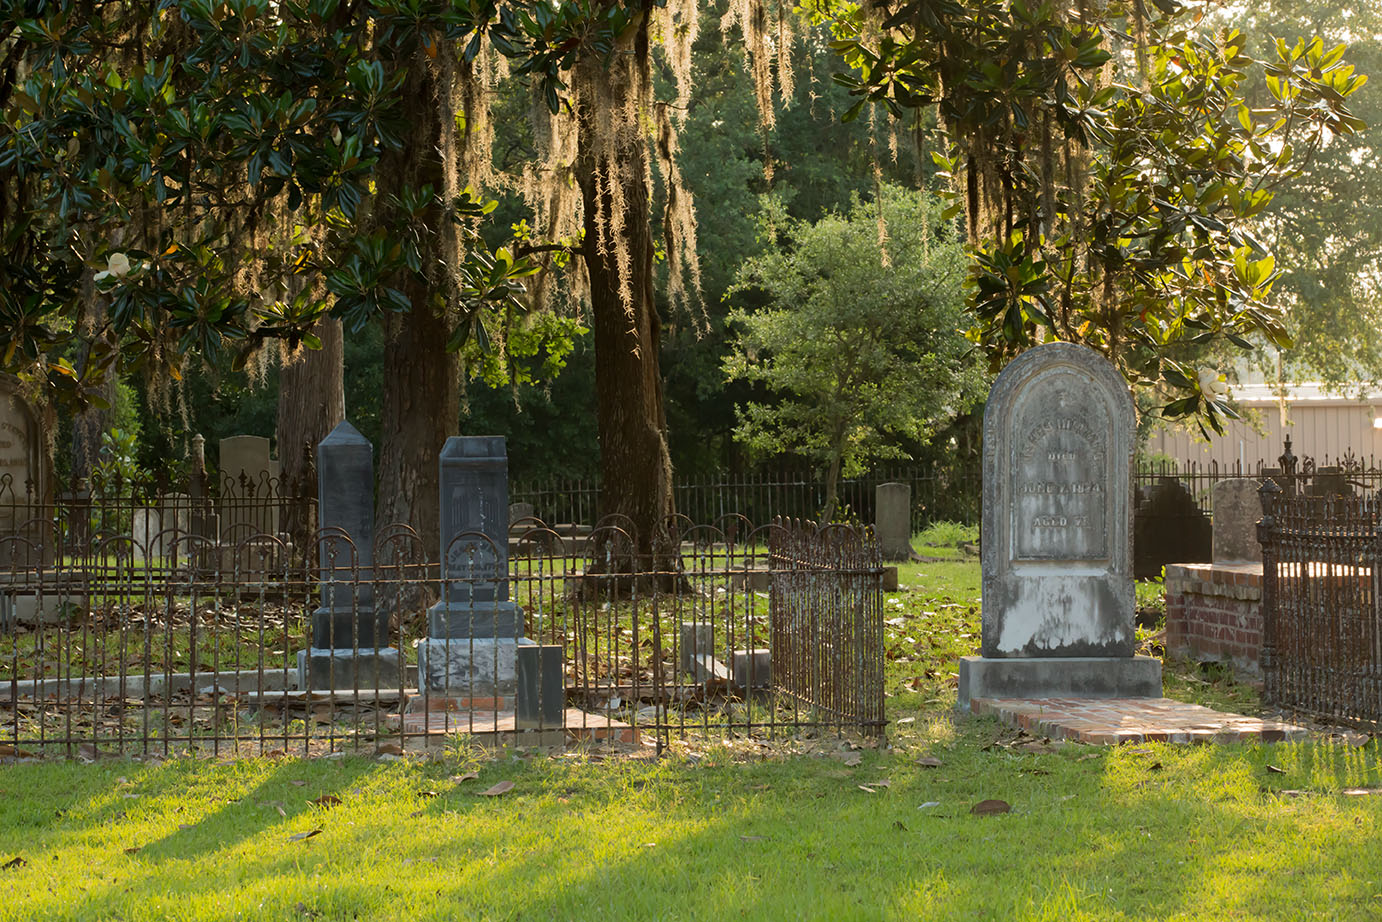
top-left (4, 546), bottom-right (1380, 920)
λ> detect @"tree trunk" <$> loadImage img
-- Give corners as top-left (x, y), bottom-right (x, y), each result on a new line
top-left (275, 315), bottom-right (344, 559)
top-left (70, 280), bottom-right (112, 488)
top-left (573, 51), bottom-right (679, 576)
top-left (377, 304), bottom-right (457, 555)
top-left (372, 56), bottom-right (458, 563)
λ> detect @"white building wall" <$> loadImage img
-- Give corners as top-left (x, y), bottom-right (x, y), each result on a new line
top-left (1144, 390), bottom-right (1382, 470)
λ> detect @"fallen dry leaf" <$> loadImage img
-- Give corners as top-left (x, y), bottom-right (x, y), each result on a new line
top-left (916, 757), bottom-right (942, 768)
top-left (1266, 765), bottom-right (1286, 774)
top-left (376, 743), bottom-right (405, 756)
top-left (842, 753), bottom-right (863, 767)
top-left (970, 799), bottom-right (1011, 816)
top-left (858, 785), bottom-right (878, 794)
top-left (290, 780), bottom-right (308, 787)
top-left (479, 781), bottom-right (515, 797)
top-left (1, 856), bottom-right (25, 870)
top-left (309, 795), bottom-right (342, 809)
top-left (123, 847), bottom-right (140, 856)
top-left (288, 829), bottom-right (322, 842)
top-left (449, 772), bottom-right (480, 783)
top-left (1076, 753), bottom-right (1100, 762)
top-left (1342, 788), bottom-right (1381, 796)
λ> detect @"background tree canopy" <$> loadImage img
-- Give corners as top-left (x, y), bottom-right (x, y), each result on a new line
top-left (0, 0), bottom-right (1373, 518)
top-left (723, 186), bottom-right (986, 518)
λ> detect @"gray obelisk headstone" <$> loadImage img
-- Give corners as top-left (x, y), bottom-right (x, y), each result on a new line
top-left (416, 436), bottom-right (527, 698)
top-left (958, 342), bottom-right (1161, 709)
top-left (1212, 479), bottom-right (1263, 564)
top-left (296, 421), bottom-right (399, 690)
top-left (875, 482), bottom-right (913, 561)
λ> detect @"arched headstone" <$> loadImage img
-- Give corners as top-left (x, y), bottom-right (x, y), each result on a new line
top-left (959, 342), bottom-right (1161, 708)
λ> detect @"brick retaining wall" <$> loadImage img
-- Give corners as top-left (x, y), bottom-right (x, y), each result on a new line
top-left (1164, 563), bottom-right (1263, 678)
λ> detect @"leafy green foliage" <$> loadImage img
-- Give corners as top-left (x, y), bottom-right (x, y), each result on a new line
top-left (723, 187), bottom-right (986, 512)
top-left (0, 3), bottom-right (543, 405)
top-left (818, 0), bottom-right (1368, 433)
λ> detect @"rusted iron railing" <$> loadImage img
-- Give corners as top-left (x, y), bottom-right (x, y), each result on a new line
top-left (1257, 481), bottom-right (1382, 731)
top-left (1, 514), bottom-right (885, 758)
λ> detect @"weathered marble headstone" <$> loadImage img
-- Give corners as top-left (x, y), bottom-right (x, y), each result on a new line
top-left (1212, 479), bottom-right (1263, 564)
top-left (0, 375), bottom-right (49, 572)
top-left (296, 421), bottom-right (399, 690)
top-left (875, 482), bottom-right (913, 561)
top-left (218, 434), bottom-right (280, 541)
top-left (416, 437), bottom-right (527, 697)
top-left (132, 495), bottom-right (190, 562)
top-left (958, 342), bottom-right (1161, 709)
top-left (0, 376), bottom-right (45, 511)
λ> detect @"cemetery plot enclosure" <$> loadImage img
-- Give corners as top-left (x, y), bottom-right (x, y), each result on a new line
top-left (1258, 484), bottom-right (1382, 732)
top-left (0, 515), bottom-right (885, 757)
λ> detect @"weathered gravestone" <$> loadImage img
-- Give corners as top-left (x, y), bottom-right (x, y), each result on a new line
top-left (1212, 478), bottom-right (1263, 565)
top-left (218, 434), bottom-right (280, 542)
top-left (0, 375), bottom-right (52, 614)
top-left (0, 375), bottom-right (46, 517)
top-left (296, 421), bottom-right (399, 690)
top-left (875, 482), bottom-right (913, 562)
top-left (958, 342), bottom-right (1161, 709)
top-left (416, 437), bottom-right (529, 698)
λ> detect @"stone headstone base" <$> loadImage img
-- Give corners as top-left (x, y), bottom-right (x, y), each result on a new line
top-left (416, 637), bottom-right (532, 696)
top-left (296, 647), bottom-right (402, 691)
top-left (957, 655), bottom-right (1161, 712)
top-left (427, 600), bottom-right (523, 638)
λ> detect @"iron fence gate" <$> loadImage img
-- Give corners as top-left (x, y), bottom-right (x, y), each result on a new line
top-left (1258, 482), bottom-right (1382, 731)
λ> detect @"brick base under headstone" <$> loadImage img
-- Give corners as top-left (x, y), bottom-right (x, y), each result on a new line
top-left (970, 696), bottom-right (1306, 743)
top-left (1164, 562), bottom-right (1263, 677)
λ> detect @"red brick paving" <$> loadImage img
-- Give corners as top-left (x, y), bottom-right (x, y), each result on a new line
top-left (969, 696), bottom-right (1308, 744)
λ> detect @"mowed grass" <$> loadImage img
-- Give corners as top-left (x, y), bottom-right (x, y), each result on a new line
top-left (4, 551), bottom-right (1381, 921)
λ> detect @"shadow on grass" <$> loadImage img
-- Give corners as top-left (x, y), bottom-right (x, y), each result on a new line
top-left (4, 732), bottom-right (1380, 921)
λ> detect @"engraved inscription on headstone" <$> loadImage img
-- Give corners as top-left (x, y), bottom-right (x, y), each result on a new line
top-left (1012, 380), bottom-right (1109, 561)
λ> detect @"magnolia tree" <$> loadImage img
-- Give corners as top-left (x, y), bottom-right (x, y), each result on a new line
top-left (820, 0), bottom-right (1368, 433)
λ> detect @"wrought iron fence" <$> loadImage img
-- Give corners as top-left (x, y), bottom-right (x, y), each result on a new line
top-left (513, 466), bottom-right (983, 533)
top-left (1, 515), bottom-right (885, 758)
top-left (1258, 483), bottom-right (1382, 731)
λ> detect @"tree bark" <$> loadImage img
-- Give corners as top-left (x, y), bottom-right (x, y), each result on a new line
top-left (275, 315), bottom-right (344, 558)
top-left (377, 304), bottom-right (457, 555)
top-left (69, 275), bottom-right (112, 488)
top-left (573, 51), bottom-right (679, 574)
top-left (371, 56), bottom-right (458, 562)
